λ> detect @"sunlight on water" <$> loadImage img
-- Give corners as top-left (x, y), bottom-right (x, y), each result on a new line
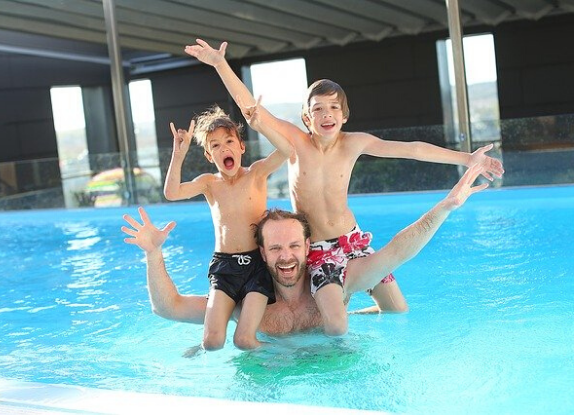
top-left (1, 187), bottom-right (573, 413)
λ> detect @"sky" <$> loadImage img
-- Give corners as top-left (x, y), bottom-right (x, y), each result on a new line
top-left (250, 58), bottom-right (308, 105)
top-left (448, 34), bottom-right (497, 84)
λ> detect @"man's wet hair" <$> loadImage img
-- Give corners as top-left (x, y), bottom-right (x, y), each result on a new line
top-left (253, 208), bottom-right (311, 247)
top-left (194, 105), bottom-right (244, 149)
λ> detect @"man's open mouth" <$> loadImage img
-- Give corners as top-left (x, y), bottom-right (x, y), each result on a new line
top-left (277, 263), bottom-right (297, 274)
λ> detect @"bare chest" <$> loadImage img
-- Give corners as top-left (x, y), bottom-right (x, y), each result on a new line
top-left (293, 149), bottom-right (353, 192)
top-left (259, 301), bottom-right (323, 335)
top-left (208, 173), bottom-right (267, 216)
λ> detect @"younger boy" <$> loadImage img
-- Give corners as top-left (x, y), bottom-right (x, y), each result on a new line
top-left (185, 39), bottom-right (505, 335)
top-left (163, 105), bottom-right (291, 350)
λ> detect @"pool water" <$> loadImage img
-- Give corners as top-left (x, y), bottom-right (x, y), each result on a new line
top-left (1, 186), bottom-right (573, 414)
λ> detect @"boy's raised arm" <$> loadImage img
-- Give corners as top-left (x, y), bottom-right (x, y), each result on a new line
top-left (238, 95), bottom-right (294, 160)
top-left (185, 39), bottom-right (300, 142)
top-left (185, 39), bottom-right (255, 107)
top-left (164, 120), bottom-right (207, 200)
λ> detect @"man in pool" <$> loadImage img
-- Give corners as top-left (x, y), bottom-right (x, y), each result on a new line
top-left (122, 164), bottom-right (488, 339)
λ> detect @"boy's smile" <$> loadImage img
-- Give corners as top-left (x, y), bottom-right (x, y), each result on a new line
top-left (307, 93), bottom-right (348, 137)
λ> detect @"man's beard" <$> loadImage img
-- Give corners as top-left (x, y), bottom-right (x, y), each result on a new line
top-left (268, 260), bottom-right (306, 288)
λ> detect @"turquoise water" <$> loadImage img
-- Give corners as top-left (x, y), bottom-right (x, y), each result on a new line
top-left (1, 186), bottom-right (573, 413)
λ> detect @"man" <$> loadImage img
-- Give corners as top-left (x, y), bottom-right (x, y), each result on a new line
top-left (121, 164), bottom-right (488, 342)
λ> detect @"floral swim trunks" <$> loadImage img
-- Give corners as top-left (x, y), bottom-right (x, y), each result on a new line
top-left (307, 225), bottom-right (395, 297)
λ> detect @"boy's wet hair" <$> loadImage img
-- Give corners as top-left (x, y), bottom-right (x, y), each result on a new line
top-left (253, 208), bottom-right (311, 247)
top-left (194, 105), bottom-right (244, 149)
top-left (302, 79), bottom-right (350, 124)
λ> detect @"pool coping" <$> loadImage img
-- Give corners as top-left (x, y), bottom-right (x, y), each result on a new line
top-left (0, 379), bottom-right (385, 415)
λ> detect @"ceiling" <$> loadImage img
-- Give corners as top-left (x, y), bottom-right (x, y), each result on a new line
top-left (1, 0), bottom-right (573, 74)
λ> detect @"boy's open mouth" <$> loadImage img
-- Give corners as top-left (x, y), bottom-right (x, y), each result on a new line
top-left (223, 156), bottom-right (234, 169)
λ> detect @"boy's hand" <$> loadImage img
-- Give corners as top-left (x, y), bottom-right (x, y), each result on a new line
top-left (468, 143), bottom-right (505, 181)
top-left (442, 164), bottom-right (489, 211)
top-left (184, 38), bottom-right (227, 67)
top-left (170, 119), bottom-right (194, 155)
top-left (238, 95), bottom-right (263, 130)
top-left (122, 207), bottom-right (176, 253)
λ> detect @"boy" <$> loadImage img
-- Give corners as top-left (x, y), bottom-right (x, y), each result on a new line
top-left (185, 40), bottom-right (504, 335)
top-left (163, 105), bottom-right (292, 350)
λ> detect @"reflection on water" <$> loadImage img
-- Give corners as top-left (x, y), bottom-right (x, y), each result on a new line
top-left (1, 188), bottom-right (573, 413)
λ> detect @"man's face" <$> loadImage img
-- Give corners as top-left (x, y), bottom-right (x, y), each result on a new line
top-left (304, 93), bottom-right (348, 137)
top-left (260, 219), bottom-right (309, 288)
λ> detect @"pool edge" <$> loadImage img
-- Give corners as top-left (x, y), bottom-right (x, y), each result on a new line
top-left (0, 379), bottom-right (385, 414)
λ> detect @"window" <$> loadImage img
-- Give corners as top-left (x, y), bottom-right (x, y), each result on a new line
top-left (50, 86), bottom-right (90, 207)
top-left (245, 58), bottom-right (308, 197)
top-left (129, 79), bottom-right (160, 183)
top-left (437, 34), bottom-right (501, 144)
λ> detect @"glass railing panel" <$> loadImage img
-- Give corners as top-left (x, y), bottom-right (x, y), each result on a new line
top-left (1, 113), bottom-right (572, 211)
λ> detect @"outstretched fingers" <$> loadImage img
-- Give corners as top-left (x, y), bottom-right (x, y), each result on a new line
top-left (121, 214), bottom-right (140, 245)
top-left (122, 213), bottom-right (142, 230)
top-left (195, 38), bottom-right (208, 48)
top-left (138, 206), bottom-right (151, 225)
top-left (479, 143), bottom-right (494, 153)
top-left (237, 95), bottom-right (262, 122)
top-left (490, 157), bottom-right (505, 177)
top-left (460, 163), bottom-right (481, 184)
top-left (470, 182), bottom-right (490, 195)
top-left (161, 221), bottom-right (177, 234)
top-left (218, 41), bottom-right (228, 54)
top-left (169, 122), bottom-right (178, 137)
top-left (465, 164), bottom-right (490, 193)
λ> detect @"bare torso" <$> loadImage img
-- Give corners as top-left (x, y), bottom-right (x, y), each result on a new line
top-left (257, 275), bottom-right (323, 335)
top-left (203, 166), bottom-right (268, 253)
top-left (289, 131), bottom-right (363, 242)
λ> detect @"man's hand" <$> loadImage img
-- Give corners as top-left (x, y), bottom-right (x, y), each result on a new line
top-left (184, 38), bottom-right (227, 67)
top-left (468, 143), bottom-right (504, 181)
top-left (121, 207), bottom-right (176, 253)
top-left (443, 164), bottom-right (489, 211)
top-left (170, 119), bottom-right (194, 156)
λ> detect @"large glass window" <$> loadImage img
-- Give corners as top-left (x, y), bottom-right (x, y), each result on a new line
top-left (50, 86), bottom-right (90, 208)
top-left (51, 80), bottom-right (160, 207)
top-left (437, 34), bottom-right (501, 145)
top-left (245, 58), bottom-right (307, 197)
top-left (129, 79), bottom-right (160, 183)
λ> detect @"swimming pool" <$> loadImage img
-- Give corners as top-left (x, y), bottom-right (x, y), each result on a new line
top-left (1, 185), bottom-right (573, 414)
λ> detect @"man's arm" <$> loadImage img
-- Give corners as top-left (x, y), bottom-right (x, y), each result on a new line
top-left (185, 39), bottom-right (302, 144)
top-left (344, 164), bottom-right (489, 295)
top-left (362, 134), bottom-right (504, 181)
top-left (122, 207), bottom-right (207, 323)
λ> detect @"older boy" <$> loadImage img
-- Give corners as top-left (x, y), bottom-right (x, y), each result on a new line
top-left (163, 105), bottom-right (291, 350)
top-left (184, 40), bottom-right (504, 335)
